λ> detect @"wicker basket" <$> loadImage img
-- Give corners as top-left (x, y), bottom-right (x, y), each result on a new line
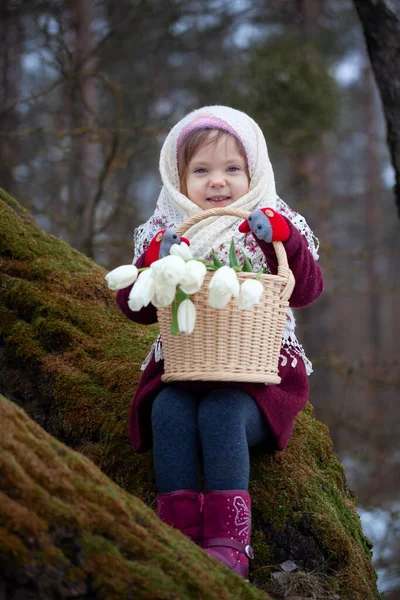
top-left (157, 207), bottom-right (295, 385)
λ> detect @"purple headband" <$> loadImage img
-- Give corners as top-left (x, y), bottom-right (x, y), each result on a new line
top-left (177, 116), bottom-right (244, 152)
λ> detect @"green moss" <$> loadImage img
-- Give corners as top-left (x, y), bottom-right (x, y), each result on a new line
top-left (1, 395), bottom-right (270, 599)
top-left (0, 528), bottom-right (29, 568)
top-left (249, 406), bottom-right (380, 598)
top-left (0, 190), bottom-right (382, 600)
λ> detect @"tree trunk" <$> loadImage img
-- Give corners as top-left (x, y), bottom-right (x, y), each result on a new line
top-left (292, 0), bottom-right (338, 443)
top-left (0, 1), bottom-right (22, 195)
top-left (0, 189), bottom-right (381, 599)
top-left (0, 393), bottom-right (268, 600)
top-left (353, 0), bottom-right (400, 217)
top-left (66, 0), bottom-right (99, 257)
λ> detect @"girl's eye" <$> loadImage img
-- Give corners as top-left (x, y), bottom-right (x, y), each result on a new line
top-left (227, 166), bottom-right (240, 172)
top-left (194, 168), bottom-right (207, 174)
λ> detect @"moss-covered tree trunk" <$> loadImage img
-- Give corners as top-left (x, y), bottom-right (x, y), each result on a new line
top-left (0, 189), bottom-right (381, 599)
top-left (0, 394), bottom-right (269, 599)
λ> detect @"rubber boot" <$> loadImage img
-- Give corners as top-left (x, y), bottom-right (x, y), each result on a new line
top-left (157, 489), bottom-right (203, 546)
top-left (203, 490), bottom-right (254, 578)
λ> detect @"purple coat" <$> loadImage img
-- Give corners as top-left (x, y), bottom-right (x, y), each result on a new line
top-left (117, 219), bottom-right (324, 453)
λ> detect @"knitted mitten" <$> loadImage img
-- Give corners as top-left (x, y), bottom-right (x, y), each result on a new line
top-left (144, 229), bottom-right (190, 267)
top-left (238, 208), bottom-right (290, 243)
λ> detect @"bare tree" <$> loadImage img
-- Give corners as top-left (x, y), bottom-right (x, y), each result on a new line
top-left (353, 0), bottom-right (400, 217)
top-left (0, 1), bottom-right (23, 194)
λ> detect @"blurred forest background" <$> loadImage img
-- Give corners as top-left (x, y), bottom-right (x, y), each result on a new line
top-left (1, 0), bottom-right (399, 596)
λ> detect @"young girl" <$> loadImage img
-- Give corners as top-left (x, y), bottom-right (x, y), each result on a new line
top-left (116, 106), bottom-right (323, 578)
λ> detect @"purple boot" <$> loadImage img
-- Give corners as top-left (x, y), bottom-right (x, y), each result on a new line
top-left (203, 490), bottom-right (254, 578)
top-left (157, 489), bottom-right (203, 546)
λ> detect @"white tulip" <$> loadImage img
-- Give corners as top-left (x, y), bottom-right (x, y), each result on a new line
top-left (105, 264), bottom-right (138, 291)
top-left (177, 299), bottom-right (196, 334)
top-left (209, 266), bottom-right (240, 297)
top-left (151, 280), bottom-right (177, 307)
top-left (208, 288), bottom-right (232, 309)
top-left (179, 260), bottom-right (207, 295)
top-left (169, 242), bottom-right (193, 261)
top-left (237, 279), bottom-right (264, 310)
top-left (128, 269), bottom-right (155, 311)
top-left (150, 255), bottom-right (186, 286)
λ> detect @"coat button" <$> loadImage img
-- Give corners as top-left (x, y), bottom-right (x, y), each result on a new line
top-left (156, 232), bottom-right (163, 242)
top-left (265, 209), bottom-right (274, 217)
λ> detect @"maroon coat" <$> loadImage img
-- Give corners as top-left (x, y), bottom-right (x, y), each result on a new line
top-left (117, 219), bottom-right (324, 453)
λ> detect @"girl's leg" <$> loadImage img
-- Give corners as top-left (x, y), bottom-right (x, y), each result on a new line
top-left (151, 385), bottom-right (201, 493)
top-left (152, 385), bottom-right (203, 545)
top-left (198, 388), bottom-right (269, 577)
top-left (197, 387), bottom-right (268, 491)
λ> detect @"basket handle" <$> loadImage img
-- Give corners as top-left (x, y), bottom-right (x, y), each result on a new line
top-left (175, 206), bottom-right (292, 280)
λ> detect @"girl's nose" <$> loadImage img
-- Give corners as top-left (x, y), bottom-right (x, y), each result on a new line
top-left (210, 174), bottom-right (226, 187)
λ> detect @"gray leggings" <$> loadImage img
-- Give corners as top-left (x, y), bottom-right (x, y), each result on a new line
top-left (151, 385), bottom-right (268, 493)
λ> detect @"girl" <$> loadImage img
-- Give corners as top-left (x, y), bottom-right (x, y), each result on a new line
top-left (116, 106), bottom-right (323, 578)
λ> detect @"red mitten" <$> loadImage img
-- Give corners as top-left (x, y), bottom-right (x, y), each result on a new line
top-left (144, 229), bottom-right (190, 267)
top-left (238, 208), bottom-right (290, 242)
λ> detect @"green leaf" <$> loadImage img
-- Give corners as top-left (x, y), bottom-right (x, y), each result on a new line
top-left (255, 269), bottom-right (263, 280)
top-left (242, 252), bottom-right (253, 272)
top-left (229, 238), bottom-right (238, 268)
top-left (212, 249), bottom-right (224, 269)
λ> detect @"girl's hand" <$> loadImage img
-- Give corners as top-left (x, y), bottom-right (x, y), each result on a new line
top-left (144, 229), bottom-right (190, 267)
top-left (238, 208), bottom-right (290, 243)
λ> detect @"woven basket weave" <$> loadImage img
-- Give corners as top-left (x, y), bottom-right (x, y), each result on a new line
top-left (157, 207), bottom-right (295, 385)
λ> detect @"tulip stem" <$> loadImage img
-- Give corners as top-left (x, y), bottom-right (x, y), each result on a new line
top-left (171, 286), bottom-right (189, 335)
top-left (170, 300), bottom-right (180, 335)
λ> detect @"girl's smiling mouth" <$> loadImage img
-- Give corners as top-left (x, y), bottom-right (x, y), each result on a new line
top-left (207, 195), bottom-right (231, 202)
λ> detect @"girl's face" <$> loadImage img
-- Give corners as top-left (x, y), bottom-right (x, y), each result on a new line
top-left (184, 133), bottom-right (249, 211)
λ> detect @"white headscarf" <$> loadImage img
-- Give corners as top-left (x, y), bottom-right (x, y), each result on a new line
top-left (134, 106), bottom-right (319, 375)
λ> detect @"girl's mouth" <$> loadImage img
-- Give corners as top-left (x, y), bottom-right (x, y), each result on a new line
top-left (207, 196), bottom-right (231, 203)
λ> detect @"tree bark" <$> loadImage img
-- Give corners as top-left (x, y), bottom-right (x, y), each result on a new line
top-left (362, 59), bottom-right (389, 488)
top-left (353, 0), bottom-right (400, 217)
top-left (66, 0), bottom-right (99, 257)
top-left (0, 1), bottom-right (22, 195)
top-left (0, 189), bottom-right (381, 599)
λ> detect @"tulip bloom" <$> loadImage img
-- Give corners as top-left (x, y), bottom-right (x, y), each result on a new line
top-left (105, 264), bottom-right (138, 291)
top-left (208, 288), bottom-right (232, 309)
top-left (128, 269), bottom-right (155, 311)
top-left (177, 298), bottom-right (196, 334)
top-left (151, 280), bottom-right (177, 308)
top-left (180, 260), bottom-right (207, 295)
top-left (237, 279), bottom-right (264, 310)
top-left (150, 255), bottom-right (186, 286)
top-left (169, 242), bottom-right (193, 261)
top-left (208, 266), bottom-right (240, 308)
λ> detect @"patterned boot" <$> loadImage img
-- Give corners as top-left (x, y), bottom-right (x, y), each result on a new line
top-left (157, 489), bottom-right (203, 546)
top-left (203, 490), bottom-right (254, 578)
